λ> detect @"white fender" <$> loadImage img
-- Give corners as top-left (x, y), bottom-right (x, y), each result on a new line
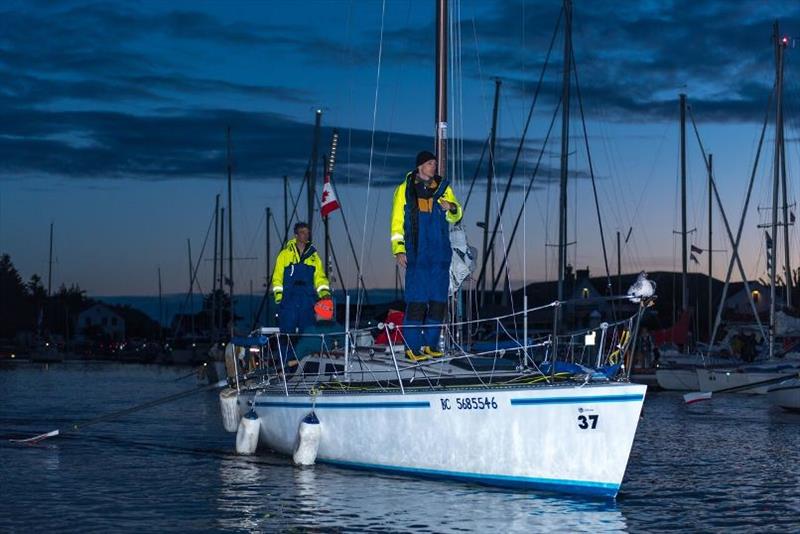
top-left (219, 387), bottom-right (240, 433)
top-left (235, 410), bottom-right (261, 455)
top-left (292, 412), bottom-right (322, 466)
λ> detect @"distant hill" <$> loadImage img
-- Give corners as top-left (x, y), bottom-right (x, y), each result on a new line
top-left (96, 289), bottom-right (400, 328)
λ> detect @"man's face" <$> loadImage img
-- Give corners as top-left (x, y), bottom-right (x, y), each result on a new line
top-left (417, 158), bottom-right (437, 180)
top-left (295, 227), bottom-right (310, 244)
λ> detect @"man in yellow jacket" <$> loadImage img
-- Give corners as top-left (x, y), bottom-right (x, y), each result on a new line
top-left (272, 222), bottom-right (331, 354)
top-left (391, 150), bottom-right (462, 361)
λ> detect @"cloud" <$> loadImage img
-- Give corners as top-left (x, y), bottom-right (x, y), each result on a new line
top-left (442, 0), bottom-right (800, 122)
top-left (1, 0), bottom-right (796, 186)
top-left (0, 107), bottom-right (488, 184)
top-left (0, 99), bottom-right (600, 188)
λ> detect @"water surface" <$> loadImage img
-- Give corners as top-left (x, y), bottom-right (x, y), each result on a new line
top-left (1, 362), bottom-right (798, 532)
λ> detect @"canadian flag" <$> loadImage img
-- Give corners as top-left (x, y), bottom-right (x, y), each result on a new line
top-left (320, 172), bottom-right (340, 218)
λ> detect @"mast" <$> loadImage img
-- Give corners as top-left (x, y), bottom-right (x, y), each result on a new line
top-left (557, 0), bottom-right (572, 307)
top-left (157, 267), bottom-right (163, 344)
top-left (266, 206), bottom-right (272, 326)
top-left (776, 24), bottom-right (791, 309)
top-left (322, 129), bottom-right (341, 277)
top-left (617, 230), bottom-right (621, 294)
top-left (680, 93), bottom-right (688, 313)
top-left (283, 175), bottom-right (289, 242)
top-left (436, 0), bottom-right (453, 344)
top-left (187, 239), bottom-right (194, 338)
top-left (435, 0), bottom-right (447, 172)
top-left (323, 154), bottom-right (330, 274)
top-left (707, 153), bottom-right (713, 342)
top-left (770, 22), bottom-right (787, 358)
top-left (480, 79), bottom-right (501, 305)
top-left (226, 127), bottom-right (234, 337)
top-left (309, 110), bottom-right (322, 236)
top-left (219, 207), bottom-right (225, 337)
top-left (47, 221), bottom-right (53, 297)
top-left (212, 194), bottom-right (219, 340)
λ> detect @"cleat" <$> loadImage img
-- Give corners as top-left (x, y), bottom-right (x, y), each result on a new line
top-left (422, 346), bottom-right (444, 358)
top-left (405, 349), bottom-right (429, 362)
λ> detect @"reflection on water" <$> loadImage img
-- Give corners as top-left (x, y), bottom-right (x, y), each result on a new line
top-left (217, 456), bottom-right (264, 532)
top-left (293, 465), bottom-right (320, 516)
top-left (212, 452), bottom-right (628, 533)
top-left (1, 362), bottom-right (799, 532)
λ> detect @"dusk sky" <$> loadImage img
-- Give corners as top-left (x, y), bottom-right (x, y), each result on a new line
top-left (1, 0), bottom-right (800, 298)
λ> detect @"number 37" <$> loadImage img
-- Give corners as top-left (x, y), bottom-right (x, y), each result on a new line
top-left (577, 414), bottom-right (599, 429)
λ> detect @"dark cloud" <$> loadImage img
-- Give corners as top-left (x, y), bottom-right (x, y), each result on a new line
top-left (121, 75), bottom-right (312, 104)
top-left (0, 72), bottom-right (168, 106)
top-left (1, 0), bottom-right (796, 186)
top-left (0, 107), bottom-right (486, 185)
top-left (0, 100), bottom-right (594, 188)
top-left (443, 0), bottom-right (800, 122)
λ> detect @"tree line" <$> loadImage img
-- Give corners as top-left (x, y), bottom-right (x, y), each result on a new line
top-left (0, 253), bottom-right (157, 343)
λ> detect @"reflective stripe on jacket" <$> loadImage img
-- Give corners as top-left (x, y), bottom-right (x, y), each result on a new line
top-left (390, 171), bottom-right (462, 256)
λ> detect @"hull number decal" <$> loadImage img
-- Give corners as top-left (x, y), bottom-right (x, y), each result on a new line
top-left (441, 397), bottom-right (498, 410)
top-left (578, 414), bottom-right (599, 429)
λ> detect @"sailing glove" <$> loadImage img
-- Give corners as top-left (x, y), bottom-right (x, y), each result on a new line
top-left (274, 291), bottom-right (283, 304)
top-left (318, 289), bottom-right (331, 300)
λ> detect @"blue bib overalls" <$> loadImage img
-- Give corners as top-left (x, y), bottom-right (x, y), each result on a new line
top-left (279, 262), bottom-right (317, 334)
top-left (403, 177), bottom-right (451, 353)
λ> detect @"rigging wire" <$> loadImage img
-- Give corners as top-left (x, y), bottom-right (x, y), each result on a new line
top-left (476, 6), bottom-right (562, 295)
top-left (571, 45), bottom-right (613, 297)
top-left (689, 90), bottom-right (775, 346)
top-left (470, 16), bottom-right (492, 140)
top-left (351, 1), bottom-right (414, 306)
top-left (354, 0), bottom-right (386, 328)
top-left (462, 136), bottom-right (489, 209)
top-left (521, 0), bottom-right (527, 296)
top-left (492, 97), bottom-right (563, 290)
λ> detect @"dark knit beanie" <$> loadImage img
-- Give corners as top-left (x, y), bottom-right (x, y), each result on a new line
top-left (415, 150), bottom-right (436, 168)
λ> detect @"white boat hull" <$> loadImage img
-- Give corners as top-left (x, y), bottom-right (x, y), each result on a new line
top-left (696, 367), bottom-right (799, 394)
top-left (767, 378), bottom-right (800, 411)
top-left (239, 382), bottom-right (646, 498)
top-left (655, 368), bottom-right (699, 391)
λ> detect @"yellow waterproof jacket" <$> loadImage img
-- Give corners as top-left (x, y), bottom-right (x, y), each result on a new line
top-left (271, 238), bottom-right (330, 299)
top-left (391, 172), bottom-right (462, 256)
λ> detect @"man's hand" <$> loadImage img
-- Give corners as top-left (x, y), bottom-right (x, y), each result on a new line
top-left (438, 198), bottom-right (453, 212)
top-left (318, 289), bottom-right (331, 300)
top-left (274, 291), bottom-right (283, 304)
top-left (395, 253), bottom-right (407, 269)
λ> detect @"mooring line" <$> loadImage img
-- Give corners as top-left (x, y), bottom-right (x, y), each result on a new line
top-left (9, 379), bottom-right (227, 445)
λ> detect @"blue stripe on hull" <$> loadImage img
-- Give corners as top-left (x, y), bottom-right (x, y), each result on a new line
top-left (254, 394), bottom-right (643, 409)
top-left (320, 458), bottom-right (620, 498)
top-left (511, 394), bottom-right (644, 406)
top-left (255, 401), bottom-right (430, 409)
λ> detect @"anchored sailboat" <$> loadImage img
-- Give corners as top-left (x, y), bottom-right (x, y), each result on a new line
top-left (680, 22), bottom-right (800, 400)
top-left (218, 0), bottom-right (648, 498)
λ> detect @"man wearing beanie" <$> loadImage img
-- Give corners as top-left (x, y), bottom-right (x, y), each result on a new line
top-left (390, 150), bottom-right (463, 361)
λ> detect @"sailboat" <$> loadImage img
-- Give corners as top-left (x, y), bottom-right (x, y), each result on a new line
top-left (219, 0), bottom-right (647, 498)
top-left (693, 22), bottom-right (800, 396)
top-left (652, 91), bottom-right (775, 392)
top-left (767, 376), bottom-right (800, 411)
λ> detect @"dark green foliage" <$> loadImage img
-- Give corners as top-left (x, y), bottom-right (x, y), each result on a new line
top-left (0, 254), bottom-right (32, 338)
top-left (0, 253), bottom-right (90, 341)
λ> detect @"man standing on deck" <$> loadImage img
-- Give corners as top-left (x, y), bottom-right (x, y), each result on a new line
top-left (272, 222), bottom-right (331, 361)
top-left (391, 151), bottom-right (463, 361)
